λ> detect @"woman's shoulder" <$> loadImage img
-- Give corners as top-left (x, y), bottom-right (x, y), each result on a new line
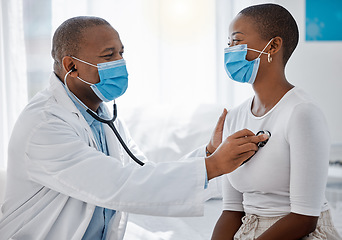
top-left (286, 87), bottom-right (323, 112)
top-left (284, 88), bottom-right (327, 128)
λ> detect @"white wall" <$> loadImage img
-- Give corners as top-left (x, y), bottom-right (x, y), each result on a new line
top-left (217, 0), bottom-right (342, 144)
top-left (276, 0), bottom-right (342, 144)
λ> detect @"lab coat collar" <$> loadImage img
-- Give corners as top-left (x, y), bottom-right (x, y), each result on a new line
top-left (62, 83), bottom-right (110, 127)
top-left (49, 73), bottom-right (98, 148)
top-left (49, 73), bottom-right (81, 115)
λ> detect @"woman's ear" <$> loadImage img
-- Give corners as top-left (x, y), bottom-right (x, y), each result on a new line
top-left (62, 56), bottom-right (78, 77)
top-left (269, 36), bottom-right (283, 54)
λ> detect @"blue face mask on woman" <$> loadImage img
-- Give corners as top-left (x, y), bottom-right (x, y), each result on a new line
top-left (70, 56), bottom-right (128, 102)
top-left (224, 38), bottom-right (273, 84)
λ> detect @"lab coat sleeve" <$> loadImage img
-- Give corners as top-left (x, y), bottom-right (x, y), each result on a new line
top-left (25, 116), bottom-right (207, 217)
top-left (110, 118), bottom-right (149, 164)
top-left (115, 118), bottom-right (207, 163)
top-left (179, 145), bottom-right (207, 160)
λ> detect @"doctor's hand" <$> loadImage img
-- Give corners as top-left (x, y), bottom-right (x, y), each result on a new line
top-left (206, 108), bottom-right (228, 156)
top-left (205, 129), bottom-right (269, 180)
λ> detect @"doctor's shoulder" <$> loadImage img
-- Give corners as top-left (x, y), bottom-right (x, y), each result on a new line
top-left (23, 89), bottom-right (84, 138)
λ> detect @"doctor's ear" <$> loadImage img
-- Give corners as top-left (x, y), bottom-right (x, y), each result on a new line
top-left (62, 56), bottom-right (78, 76)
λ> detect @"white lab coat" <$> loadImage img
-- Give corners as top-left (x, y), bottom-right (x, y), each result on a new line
top-left (0, 74), bottom-right (207, 240)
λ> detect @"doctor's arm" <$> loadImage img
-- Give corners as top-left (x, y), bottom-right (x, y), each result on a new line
top-left (122, 108), bottom-right (268, 180)
top-left (205, 109), bottom-right (268, 180)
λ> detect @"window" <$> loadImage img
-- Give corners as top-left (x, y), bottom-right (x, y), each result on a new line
top-left (23, 0), bottom-right (255, 107)
top-left (23, 0), bottom-right (52, 99)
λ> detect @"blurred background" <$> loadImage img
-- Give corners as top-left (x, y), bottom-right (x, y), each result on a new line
top-left (1, 0), bottom-right (342, 239)
top-left (1, 0), bottom-right (342, 169)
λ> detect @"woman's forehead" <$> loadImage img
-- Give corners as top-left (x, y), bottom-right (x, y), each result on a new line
top-left (229, 14), bottom-right (258, 37)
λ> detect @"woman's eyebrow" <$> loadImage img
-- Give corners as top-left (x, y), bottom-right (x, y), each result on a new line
top-left (232, 31), bottom-right (244, 36)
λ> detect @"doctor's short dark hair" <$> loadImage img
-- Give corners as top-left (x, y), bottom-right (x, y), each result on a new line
top-left (239, 3), bottom-right (299, 65)
top-left (51, 16), bottom-right (110, 72)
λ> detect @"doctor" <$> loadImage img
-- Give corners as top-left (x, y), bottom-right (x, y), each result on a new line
top-left (0, 16), bottom-right (267, 240)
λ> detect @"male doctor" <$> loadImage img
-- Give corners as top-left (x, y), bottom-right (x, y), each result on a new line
top-left (0, 16), bottom-right (267, 240)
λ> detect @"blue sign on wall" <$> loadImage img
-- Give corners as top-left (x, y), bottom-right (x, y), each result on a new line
top-left (306, 0), bottom-right (342, 41)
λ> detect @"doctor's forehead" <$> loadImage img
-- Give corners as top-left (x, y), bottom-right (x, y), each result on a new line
top-left (80, 25), bottom-right (124, 53)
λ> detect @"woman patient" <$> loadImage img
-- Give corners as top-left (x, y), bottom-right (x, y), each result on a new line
top-left (211, 3), bottom-right (341, 240)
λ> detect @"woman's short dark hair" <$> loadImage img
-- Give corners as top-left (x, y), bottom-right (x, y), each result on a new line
top-left (239, 3), bottom-right (299, 65)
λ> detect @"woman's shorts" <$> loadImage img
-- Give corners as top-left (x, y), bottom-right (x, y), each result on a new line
top-left (233, 210), bottom-right (341, 240)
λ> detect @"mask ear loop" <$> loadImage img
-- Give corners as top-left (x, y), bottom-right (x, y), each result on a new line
top-left (69, 56), bottom-right (100, 85)
top-left (71, 56), bottom-right (98, 68)
top-left (257, 38), bottom-right (274, 58)
top-left (63, 69), bottom-right (89, 110)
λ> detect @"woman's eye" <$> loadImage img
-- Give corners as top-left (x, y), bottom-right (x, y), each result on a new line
top-left (119, 52), bottom-right (124, 57)
top-left (228, 39), bottom-right (242, 46)
top-left (104, 53), bottom-right (113, 58)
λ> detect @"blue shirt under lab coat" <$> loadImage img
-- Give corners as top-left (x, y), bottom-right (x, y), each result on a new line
top-left (65, 87), bottom-right (208, 240)
top-left (66, 91), bottom-right (116, 240)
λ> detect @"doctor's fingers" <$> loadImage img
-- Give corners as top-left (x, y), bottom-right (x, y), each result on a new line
top-left (235, 142), bottom-right (259, 153)
top-left (228, 129), bottom-right (256, 140)
top-left (235, 151), bottom-right (256, 165)
top-left (232, 134), bottom-right (268, 146)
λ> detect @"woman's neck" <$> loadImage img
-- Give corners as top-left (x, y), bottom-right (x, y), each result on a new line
top-left (251, 70), bottom-right (294, 117)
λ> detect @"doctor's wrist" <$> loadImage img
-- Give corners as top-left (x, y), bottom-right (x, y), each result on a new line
top-left (206, 144), bottom-right (216, 157)
top-left (206, 146), bottom-right (212, 157)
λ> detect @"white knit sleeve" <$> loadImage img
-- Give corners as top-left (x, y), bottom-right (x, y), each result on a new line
top-left (222, 174), bottom-right (244, 211)
top-left (286, 102), bottom-right (330, 216)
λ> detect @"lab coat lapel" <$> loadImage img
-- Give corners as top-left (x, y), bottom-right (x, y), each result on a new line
top-left (103, 119), bottom-right (127, 165)
top-left (49, 73), bottom-right (98, 149)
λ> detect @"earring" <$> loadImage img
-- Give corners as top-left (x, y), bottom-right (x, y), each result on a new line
top-left (268, 53), bottom-right (272, 63)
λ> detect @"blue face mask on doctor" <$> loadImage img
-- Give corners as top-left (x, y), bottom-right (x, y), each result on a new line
top-left (62, 56), bottom-right (145, 166)
top-left (70, 56), bottom-right (128, 102)
top-left (224, 38), bottom-right (273, 84)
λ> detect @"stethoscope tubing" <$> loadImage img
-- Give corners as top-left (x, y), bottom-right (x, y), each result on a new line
top-left (64, 70), bottom-right (144, 166)
top-left (86, 105), bottom-right (145, 166)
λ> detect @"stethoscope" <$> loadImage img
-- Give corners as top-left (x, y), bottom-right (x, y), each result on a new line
top-left (64, 70), bottom-right (145, 166)
top-left (87, 104), bottom-right (271, 167)
top-left (63, 70), bottom-right (271, 168)
top-left (86, 103), bottom-right (145, 166)
top-left (241, 130), bottom-right (271, 165)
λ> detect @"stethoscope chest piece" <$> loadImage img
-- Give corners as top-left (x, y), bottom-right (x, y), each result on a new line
top-left (256, 130), bottom-right (271, 148)
top-left (241, 130), bottom-right (271, 166)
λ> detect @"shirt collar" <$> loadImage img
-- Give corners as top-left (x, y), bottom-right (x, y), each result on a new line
top-left (62, 84), bottom-right (109, 126)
